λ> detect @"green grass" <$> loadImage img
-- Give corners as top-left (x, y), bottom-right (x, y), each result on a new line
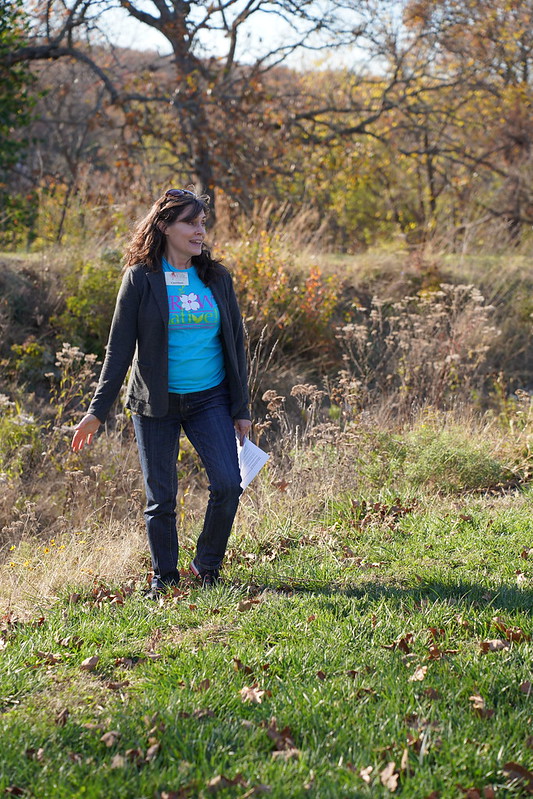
top-left (1, 488), bottom-right (532, 799)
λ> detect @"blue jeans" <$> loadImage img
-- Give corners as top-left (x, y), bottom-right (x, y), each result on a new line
top-left (132, 381), bottom-right (242, 589)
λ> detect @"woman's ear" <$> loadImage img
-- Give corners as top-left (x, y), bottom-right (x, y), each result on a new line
top-left (157, 221), bottom-right (167, 234)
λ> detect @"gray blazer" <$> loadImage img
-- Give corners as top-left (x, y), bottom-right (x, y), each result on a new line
top-left (87, 263), bottom-right (250, 422)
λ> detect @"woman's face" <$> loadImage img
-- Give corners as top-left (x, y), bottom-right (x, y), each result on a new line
top-left (161, 207), bottom-right (207, 264)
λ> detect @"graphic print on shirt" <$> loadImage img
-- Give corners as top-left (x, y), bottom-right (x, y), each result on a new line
top-left (168, 290), bottom-right (219, 328)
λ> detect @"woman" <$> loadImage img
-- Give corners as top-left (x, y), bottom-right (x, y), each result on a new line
top-left (72, 188), bottom-right (251, 597)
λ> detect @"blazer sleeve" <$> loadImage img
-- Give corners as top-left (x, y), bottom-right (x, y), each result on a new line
top-left (225, 271), bottom-right (250, 420)
top-left (87, 269), bottom-right (141, 422)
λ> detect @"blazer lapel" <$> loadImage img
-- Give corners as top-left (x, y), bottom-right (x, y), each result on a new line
top-left (147, 270), bottom-right (169, 325)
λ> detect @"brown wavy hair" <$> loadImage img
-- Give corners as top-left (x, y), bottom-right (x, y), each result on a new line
top-left (123, 191), bottom-right (224, 284)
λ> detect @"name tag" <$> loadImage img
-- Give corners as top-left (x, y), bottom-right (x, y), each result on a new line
top-left (165, 271), bottom-right (189, 286)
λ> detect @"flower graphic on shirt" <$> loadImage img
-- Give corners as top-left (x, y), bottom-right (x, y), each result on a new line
top-left (180, 292), bottom-right (200, 311)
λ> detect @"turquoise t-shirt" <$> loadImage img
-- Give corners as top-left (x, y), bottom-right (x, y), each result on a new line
top-left (162, 258), bottom-right (225, 393)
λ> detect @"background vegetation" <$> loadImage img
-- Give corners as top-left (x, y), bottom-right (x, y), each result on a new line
top-left (0, 1), bottom-right (532, 797)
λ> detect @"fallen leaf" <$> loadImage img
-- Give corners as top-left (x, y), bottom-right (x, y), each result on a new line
top-left (424, 792), bottom-right (440, 799)
top-left (316, 670), bottom-right (327, 680)
top-left (80, 655), bottom-right (99, 672)
top-left (427, 627), bottom-right (445, 640)
top-left (100, 730), bottom-right (121, 748)
top-left (520, 681), bottom-right (532, 696)
top-left (265, 717), bottom-right (296, 752)
top-left (307, 615), bottom-right (316, 622)
top-left (5, 788), bottom-right (25, 796)
top-left (195, 679), bottom-right (211, 692)
top-left (233, 658), bottom-right (253, 675)
top-left (359, 765), bottom-right (373, 784)
top-left (424, 687), bottom-right (440, 700)
top-left (271, 748), bottom-right (300, 760)
top-left (36, 651), bottom-right (62, 665)
top-left (479, 639), bottom-right (510, 653)
top-left (409, 665), bottom-right (427, 682)
top-left (400, 748), bottom-right (410, 773)
top-left (192, 708), bottom-right (215, 719)
top-left (239, 786), bottom-right (272, 798)
top-left (503, 761), bottom-right (533, 792)
top-left (469, 694), bottom-right (494, 719)
top-left (146, 651), bottom-right (162, 660)
top-left (106, 680), bottom-right (130, 690)
top-left (55, 707), bottom-right (69, 726)
top-left (145, 743), bottom-right (160, 761)
top-left (207, 774), bottom-right (247, 792)
top-left (238, 600), bottom-right (254, 612)
top-left (25, 748), bottom-right (45, 762)
top-left (493, 616), bottom-right (531, 643)
top-left (483, 787), bottom-right (496, 799)
top-left (428, 645), bottom-right (459, 660)
top-left (125, 747), bottom-right (145, 766)
top-left (382, 633), bottom-right (414, 653)
top-left (109, 753), bottom-right (126, 769)
top-left (240, 684), bottom-right (268, 704)
top-left (380, 761), bottom-right (399, 792)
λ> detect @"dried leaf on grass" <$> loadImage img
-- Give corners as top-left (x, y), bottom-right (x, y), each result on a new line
top-left (457, 787), bottom-right (496, 799)
top-left (207, 773), bottom-right (247, 792)
top-left (380, 761), bottom-right (399, 792)
top-left (264, 717), bottom-right (300, 759)
top-left (382, 633), bottom-right (414, 653)
top-left (55, 707), bottom-right (69, 726)
top-left (233, 658), bottom-right (253, 675)
top-left (469, 694), bottom-right (494, 719)
top-left (479, 639), bottom-right (510, 653)
top-left (239, 786), bottom-right (272, 798)
top-left (80, 655), bottom-right (99, 672)
top-left (359, 766), bottom-right (373, 784)
top-left (428, 645), bottom-right (459, 660)
top-left (503, 762), bottom-right (533, 793)
top-left (36, 651), bottom-right (62, 665)
top-left (100, 730), bottom-right (121, 748)
top-left (25, 747), bottom-right (45, 762)
top-left (106, 680), bottom-right (130, 691)
top-left (492, 616), bottom-right (531, 643)
top-left (520, 681), bottom-right (532, 696)
top-left (240, 684), bottom-right (270, 704)
top-left (409, 665), bottom-right (428, 682)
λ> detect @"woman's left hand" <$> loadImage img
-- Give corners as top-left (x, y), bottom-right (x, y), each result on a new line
top-left (234, 419), bottom-right (252, 446)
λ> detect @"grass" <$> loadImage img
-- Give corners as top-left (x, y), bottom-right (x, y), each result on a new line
top-left (1, 477), bottom-right (532, 798)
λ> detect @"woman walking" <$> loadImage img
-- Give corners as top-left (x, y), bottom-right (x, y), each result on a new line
top-left (72, 189), bottom-right (251, 597)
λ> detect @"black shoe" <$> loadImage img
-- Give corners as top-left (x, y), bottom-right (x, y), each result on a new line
top-left (190, 560), bottom-right (220, 588)
top-left (144, 576), bottom-right (179, 601)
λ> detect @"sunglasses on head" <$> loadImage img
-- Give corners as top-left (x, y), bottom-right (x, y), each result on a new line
top-left (164, 189), bottom-right (196, 198)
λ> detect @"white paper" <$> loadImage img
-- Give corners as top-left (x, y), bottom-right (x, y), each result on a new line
top-left (237, 437), bottom-right (270, 489)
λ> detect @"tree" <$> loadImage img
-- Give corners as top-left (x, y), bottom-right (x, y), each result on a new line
top-left (0, 0), bottom-right (37, 241)
top-left (7, 0), bottom-right (366, 220)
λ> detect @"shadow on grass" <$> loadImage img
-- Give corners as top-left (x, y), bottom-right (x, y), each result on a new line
top-left (245, 575), bottom-right (533, 614)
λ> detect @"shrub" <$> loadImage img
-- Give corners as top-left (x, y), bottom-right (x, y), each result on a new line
top-left (0, 394), bottom-right (43, 478)
top-left (401, 425), bottom-right (514, 493)
top-left (51, 251), bottom-right (122, 357)
top-left (336, 283), bottom-right (499, 413)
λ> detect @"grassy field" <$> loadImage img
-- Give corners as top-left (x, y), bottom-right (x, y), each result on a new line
top-left (1, 438), bottom-right (532, 798)
top-left (1, 238), bottom-right (533, 797)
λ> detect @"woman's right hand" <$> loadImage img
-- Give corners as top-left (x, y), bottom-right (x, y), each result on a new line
top-left (71, 413), bottom-right (102, 452)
